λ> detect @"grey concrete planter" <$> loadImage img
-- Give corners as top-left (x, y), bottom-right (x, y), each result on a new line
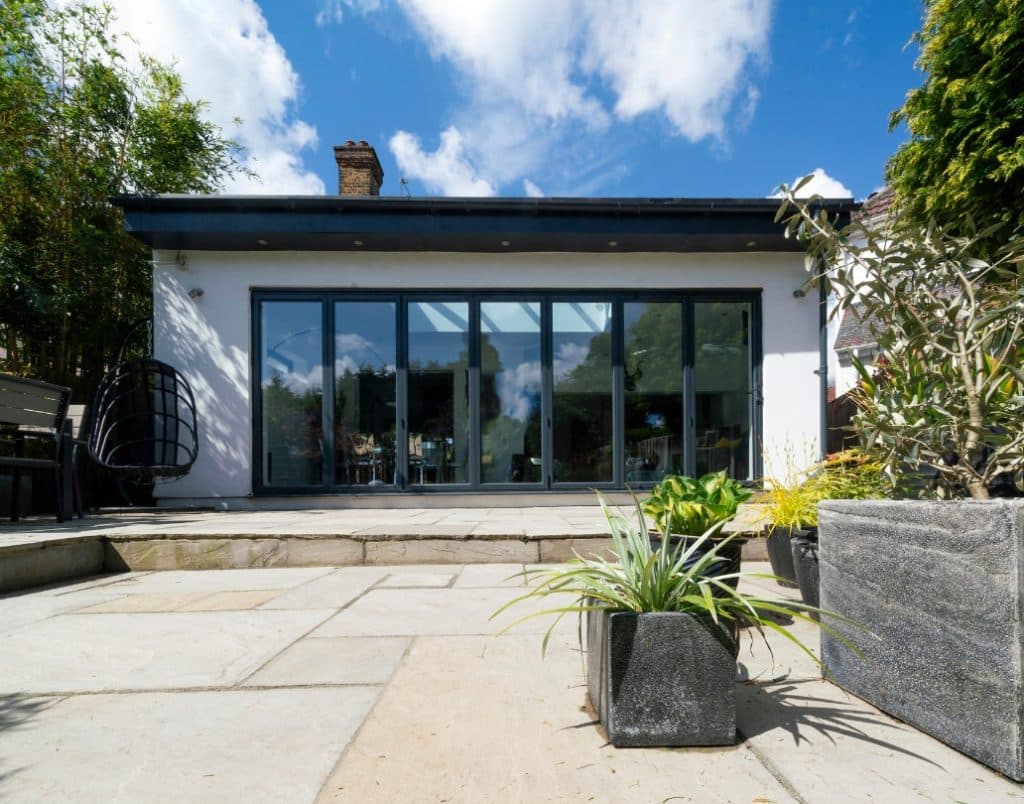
top-left (586, 609), bottom-right (736, 747)
top-left (819, 499), bottom-right (1024, 780)
top-left (766, 527), bottom-right (799, 587)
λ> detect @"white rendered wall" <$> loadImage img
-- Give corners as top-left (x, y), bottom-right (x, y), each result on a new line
top-left (153, 250), bottom-right (822, 501)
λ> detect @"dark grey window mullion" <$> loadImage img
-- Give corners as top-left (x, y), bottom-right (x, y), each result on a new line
top-left (612, 298), bottom-right (624, 488)
top-left (468, 296), bottom-right (481, 488)
top-left (682, 296), bottom-right (696, 477)
top-left (322, 298), bottom-right (335, 489)
top-left (541, 296), bottom-right (553, 489)
top-left (395, 297), bottom-right (409, 489)
top-left (251, 296), bottom-right (263, 492)
top-left (751, 294), bottom-right (764, 482)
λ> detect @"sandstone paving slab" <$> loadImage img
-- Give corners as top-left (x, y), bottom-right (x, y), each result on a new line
top-left (317, 633), bottom-right (794, 804)
top-left (258, 566), bottom-right (389, 610)
top-left (0, 583), bottom-right (148, 636)
top-left (74, 591), bottom-right (217, 613)
top-left (364, 537), bottom-right (538, 565)
top-left (179, 590), bottom-right (283, 610)
top-left (0, 687), bottom-right (379, 804)
top-left (312, 587), bottom-right (573, 638)
top-left (377, 571), bottom-right (455, 588)
top-left (452, 563), bottom-right (525, 588)
top-left (0, 609), bottom-right (333, 693)
top-left (737, 677), bottom-right (1024, 803)
top-left (245, 636), bottom-right (410, 687)
top-left (98, 567), bottom-right (334, 594)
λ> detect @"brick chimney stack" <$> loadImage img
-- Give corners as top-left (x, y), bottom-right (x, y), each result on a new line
top-left (333, 140), bottom-right (383, 196)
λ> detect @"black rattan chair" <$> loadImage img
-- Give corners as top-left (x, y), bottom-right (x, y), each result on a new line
top-left (88, 358), bottom-right (198, 487)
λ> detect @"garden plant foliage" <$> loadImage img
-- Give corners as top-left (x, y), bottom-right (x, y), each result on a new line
top-left (887, 0), bottom-right (1024, 249)
top-left (0, 0), bottom-right (245, 394)
top-left (778, 180), bottom-right (1024, 500)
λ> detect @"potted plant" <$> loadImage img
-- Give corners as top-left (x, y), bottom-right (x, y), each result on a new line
top-left (761, 472), bottom-right (821, 588)
top-left (787, 450), bottom-right (888, 608)
top-left (777, 181), bottom-right (1024, 780)
top-left (642, 471), bottom-right (753, 586)
top-left (493, 495), bottom-right (841, 748)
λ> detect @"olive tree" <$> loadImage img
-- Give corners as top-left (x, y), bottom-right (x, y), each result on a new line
top-left (776, 178), bottom-right (1024, 500)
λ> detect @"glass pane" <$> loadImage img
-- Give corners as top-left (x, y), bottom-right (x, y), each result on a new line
top-left (480, 301), bottom-right (542, 484)
top-left (624, 302), bottom-right (683, 483)
top-left (407, 301), bottom-right (470, 484)
top-left (552, 300), bottom-right (614, 483)
top-left (694, 301), bottom-right (753, 480)
top-left (334, 301), bottom-right (397, 487)
top-left (260, 301), bottom-right (323, 487)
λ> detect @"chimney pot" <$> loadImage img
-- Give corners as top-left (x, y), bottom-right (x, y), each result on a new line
top-left (333, 140), bottom-right (383, 196)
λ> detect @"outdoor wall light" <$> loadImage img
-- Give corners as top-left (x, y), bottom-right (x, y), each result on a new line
top-left (608, 240), bottom-right (619, 247)
top-left (256, 239), bottom-right (269, 247)
top-left (188, 288), bottom-right (204, 300)
top-left (500, 240), bottom-right (511, 247)
top-left (353, 239), bottom-right (364, 247)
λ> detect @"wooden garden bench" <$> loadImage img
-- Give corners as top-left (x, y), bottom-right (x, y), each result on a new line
top-left (0, 374), bottom-right (73, 522)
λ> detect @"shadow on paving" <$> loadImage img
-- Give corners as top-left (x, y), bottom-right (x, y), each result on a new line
top-left (736, 679), bottom-right (941, 766)
top-left (0, 694), bottom-right (61, 790)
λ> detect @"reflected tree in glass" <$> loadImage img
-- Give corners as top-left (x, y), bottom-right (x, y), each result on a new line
top-left (260, 301), bottom-right (323, 487)
top-left (480, 301), bottom-right (542, 483)
top-left (694, 301), bottom-right (753, 480)
top-left (624, 302), bottom-right (684, 483)
top-left (334, 302), bottom-right (397, 487)
top-left (407, 301), bottom-right (470, 484)
top-left (552, 301), bottom-right (614, 483)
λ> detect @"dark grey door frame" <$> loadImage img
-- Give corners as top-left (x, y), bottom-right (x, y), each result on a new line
top-left (251, 288), bottom-right (763, 495)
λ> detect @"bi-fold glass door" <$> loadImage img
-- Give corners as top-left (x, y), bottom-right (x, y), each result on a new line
top-left (254, 291), bottom-right (760, 493)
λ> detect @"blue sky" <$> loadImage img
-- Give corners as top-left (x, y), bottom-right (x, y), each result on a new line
top-left (106, 1), bottom-right (925, 200)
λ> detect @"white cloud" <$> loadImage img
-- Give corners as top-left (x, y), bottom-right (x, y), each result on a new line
top-left (582, 0), bottom-right (771, 142)
top-left (773, 169), bottom-right (853, 199)
top-left (383, 0), bottom-right (772, 196)
top-left (522, 179), bottom-right (544, 198)
top-left (316, 0), bottom-right (383, 27)
top-left (390, 127), bottom-right (496, 196)
top-left (104, 0), bottom-right (323, 194)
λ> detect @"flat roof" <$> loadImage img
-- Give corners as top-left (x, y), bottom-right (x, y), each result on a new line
top-left (112, 194), bottom-right (858, 253)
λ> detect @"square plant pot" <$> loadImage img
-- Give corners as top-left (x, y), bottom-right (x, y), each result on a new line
top-left (586, 609), bottom-right (736, 747)
top-left (819, 499), bottom-right (1024, 780)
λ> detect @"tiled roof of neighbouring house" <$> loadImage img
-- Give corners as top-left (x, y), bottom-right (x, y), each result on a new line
top-left (852, 187), bottom-right (894, 224)
top-left (834, 303), bottom-right (878, 350)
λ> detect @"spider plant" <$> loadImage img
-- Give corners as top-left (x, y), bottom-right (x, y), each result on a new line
top-left (492, 494), bottom-right (856, 663)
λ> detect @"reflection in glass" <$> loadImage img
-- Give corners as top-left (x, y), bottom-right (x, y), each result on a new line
top-left (334, 302), bottom-right (397, 486)
top-left (407, 301), bottom-right (470, 484)
top-left (260, 301), bottom-right (323, 486)
top-left (624, 302), bottom-right (683, 483)
top-left (552, 301), bottom-right (614, 483)
top-left (695, 301), bottom-right (753, 480)
top-left (480, 301), bottom-right (542, 483)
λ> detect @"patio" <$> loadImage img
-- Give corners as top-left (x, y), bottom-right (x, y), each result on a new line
top-left (0, 504), bottom-right (768, 592)
top-left (0, 561), bottom-right (1018, 803)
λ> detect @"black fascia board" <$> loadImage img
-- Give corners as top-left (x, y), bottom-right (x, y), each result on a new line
top-left (113, 194), bottom-right (858, 253)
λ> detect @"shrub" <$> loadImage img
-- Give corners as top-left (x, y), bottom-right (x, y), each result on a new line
top-left (777, 181), bottom-right (1024, 499)
top-left (642, 471), bottom-right (753, 536)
